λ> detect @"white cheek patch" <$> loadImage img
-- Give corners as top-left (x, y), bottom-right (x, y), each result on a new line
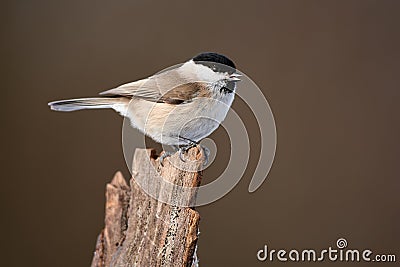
top-left (179, 60), bottom-right (227, 83)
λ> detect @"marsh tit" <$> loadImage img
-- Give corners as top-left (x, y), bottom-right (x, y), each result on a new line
top-left (48, 52), bottom-right (240, 162)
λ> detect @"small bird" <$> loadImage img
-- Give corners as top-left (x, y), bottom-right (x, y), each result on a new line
top-left (48, 52), bottom-right (240, 163)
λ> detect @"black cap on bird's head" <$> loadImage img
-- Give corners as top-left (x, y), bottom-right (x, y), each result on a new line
top-left (192, 52), bottom-right (236, 74)
top-left (193, 52), bottom-right (240, 93)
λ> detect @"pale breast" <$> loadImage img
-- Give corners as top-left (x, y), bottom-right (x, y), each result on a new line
top-left (125, 83), bottom-right (235, 146)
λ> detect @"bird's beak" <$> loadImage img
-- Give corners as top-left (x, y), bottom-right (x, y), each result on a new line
top-left (228, 73), bottom-right (241, 82)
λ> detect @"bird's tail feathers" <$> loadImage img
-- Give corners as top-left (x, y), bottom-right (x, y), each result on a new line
top-left (48, 97), bottom-right (126, 112)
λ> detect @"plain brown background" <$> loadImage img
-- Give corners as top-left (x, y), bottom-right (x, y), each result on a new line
top-left (1, 0), bottom-right (399, 266)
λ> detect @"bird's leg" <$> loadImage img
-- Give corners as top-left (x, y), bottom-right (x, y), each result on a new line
top-left (178, 138), bottom-right (198, 162)
top-left (178, 136), bottom-right (209, 165)
top-left (178, 136), bottom-right (199, 146)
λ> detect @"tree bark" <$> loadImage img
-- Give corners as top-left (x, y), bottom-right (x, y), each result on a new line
top-left (91, 147), bottom-right (203, 267)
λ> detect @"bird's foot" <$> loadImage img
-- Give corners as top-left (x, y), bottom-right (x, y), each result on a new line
top-left (178, 142), bottom-right (197, 162)
top-left (159, 151), bottom-right (174, 167)
top-left (179, 143), bottom-right (210, 166)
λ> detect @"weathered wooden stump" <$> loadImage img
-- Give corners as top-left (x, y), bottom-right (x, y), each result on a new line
top-left (91, 147), bottom-right (204, 267)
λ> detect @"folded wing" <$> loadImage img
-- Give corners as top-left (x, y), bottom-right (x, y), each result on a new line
top-left (99, 68), bottom-right (207, 104)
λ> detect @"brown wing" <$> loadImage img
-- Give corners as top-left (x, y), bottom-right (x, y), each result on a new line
top-left (158, 82), bottom-right (207, 104)
top-left (99, 67), bottom-right (208, 104)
